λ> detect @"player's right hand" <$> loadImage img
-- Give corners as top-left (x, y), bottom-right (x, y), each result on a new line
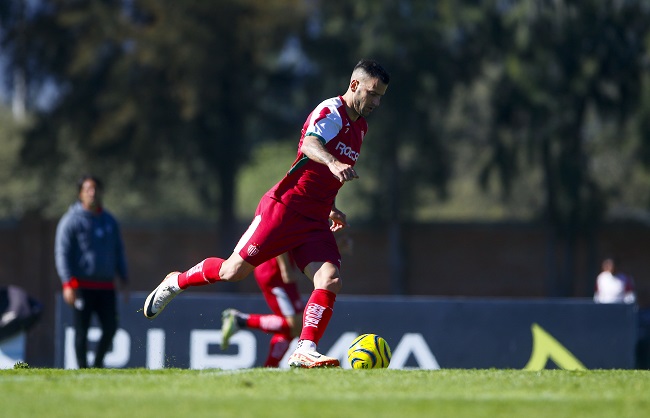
top-left (329, 161), bottom-right (359, 183)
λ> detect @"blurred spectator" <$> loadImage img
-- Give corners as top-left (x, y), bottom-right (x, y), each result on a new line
top-left (593, 257), bottom-right (636, 304)
top-left (55, 174), bottom-right (129, 368)
top-left (0, 285), bottom-right (42, 343)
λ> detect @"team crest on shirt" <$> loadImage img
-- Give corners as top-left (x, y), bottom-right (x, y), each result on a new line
top-left (247, 244), bottom-right (260, 257)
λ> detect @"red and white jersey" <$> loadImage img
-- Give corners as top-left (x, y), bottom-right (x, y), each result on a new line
top-left (266, 96), bottom-right (368, 221)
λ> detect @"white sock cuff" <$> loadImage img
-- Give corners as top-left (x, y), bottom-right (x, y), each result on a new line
top-left (168, 272), bottom-right (182, 291)
top-left (296, 339), bottom-right (317, 353)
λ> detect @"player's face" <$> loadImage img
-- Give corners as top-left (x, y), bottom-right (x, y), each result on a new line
top-left (79, 179), bottom-right (102, 211)
top-left (352, 77), bottom-right (388, 118)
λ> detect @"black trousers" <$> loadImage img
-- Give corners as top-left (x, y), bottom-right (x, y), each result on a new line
top-left (72, 289), bottom-right (117, 368)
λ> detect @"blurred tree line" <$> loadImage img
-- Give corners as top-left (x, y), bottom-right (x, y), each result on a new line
top-left (1, 0), bottom-right (650, 295)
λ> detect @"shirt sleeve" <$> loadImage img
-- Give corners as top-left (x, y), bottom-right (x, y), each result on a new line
top-left (305, 111), bottom-right (342, 143)
top-left (54, 215), bottom-right (74, 285)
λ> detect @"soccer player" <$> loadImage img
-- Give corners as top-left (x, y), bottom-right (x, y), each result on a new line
top-left (220, 253), bottom-right (304, 368)
top-left (144, 59), bottom-right (390, 368)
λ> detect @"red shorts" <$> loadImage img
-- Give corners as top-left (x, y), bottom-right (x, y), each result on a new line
top-left (254, 257), bottom-right (304, 316)
top-left (234, 196), bottom-right (341, 271)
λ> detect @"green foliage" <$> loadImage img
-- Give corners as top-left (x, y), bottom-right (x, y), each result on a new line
top-left (236, 140), bottom-right (296, 218)
top-left (3, 0), bottom-right (306, 223)
top-left (300, 0), bottom-right (650, 227)
top-left (12, 361), bottom-right (29, 369)
top-left (2, 0), bottom-right (650, 230)
top-left (1, 368), bottom-right (649, 418)
top-left (0, 108), bottom-right (41, 218)
top-left (302, 0), bottom-right (487, 221)
top-left (479, 0), bottom-right (650, 232)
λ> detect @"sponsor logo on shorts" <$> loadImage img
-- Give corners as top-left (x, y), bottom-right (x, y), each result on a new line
top-left (247, 244), bottom-right (260, 257)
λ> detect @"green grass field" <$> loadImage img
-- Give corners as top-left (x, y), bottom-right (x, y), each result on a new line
top-left (1, 368), bottom-right (649, 418)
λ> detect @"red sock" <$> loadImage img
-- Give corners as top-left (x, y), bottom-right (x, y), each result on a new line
top-left (246, 314), bottom-right (291, 334)
top-left (177, 258), bottom-right (223, 289)
top-left (299, 289), bottom-right (336, 345)
top-left (264, 334), bottom-right (291, 367)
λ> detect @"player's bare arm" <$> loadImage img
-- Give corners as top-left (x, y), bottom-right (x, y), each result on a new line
top-left (301, 135), bottom-right (359, 183)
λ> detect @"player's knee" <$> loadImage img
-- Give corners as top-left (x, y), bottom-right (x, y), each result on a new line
top-left (221, 272), bottom-right (244, 282)
top-left (219, 259), bottom-right (252, 282)
top-left (311, 263), bottom-right (342, 291)
top-left (314, 275), bottom-right (342, 294)
top-left (329, 277), bottom-right (343, 294)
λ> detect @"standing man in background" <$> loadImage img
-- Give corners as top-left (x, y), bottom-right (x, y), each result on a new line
top-left (594, 256), bottom-right (636, 305)
top-left (55, 174), bottom-right (129, 368)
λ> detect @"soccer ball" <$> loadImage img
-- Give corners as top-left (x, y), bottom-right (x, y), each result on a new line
top-left (347, 333), bottom-right (391, 369)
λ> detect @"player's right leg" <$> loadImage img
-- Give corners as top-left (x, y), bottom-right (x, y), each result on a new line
top-left (143, 254), bottom-right (254, 319)
top-left (143, 271), bottom-right (183, 319)
top-left (145, 196), bottom-right (288, 320)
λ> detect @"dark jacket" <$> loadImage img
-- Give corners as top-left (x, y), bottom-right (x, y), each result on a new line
top-left (54, 201), bottom-right (128, 289)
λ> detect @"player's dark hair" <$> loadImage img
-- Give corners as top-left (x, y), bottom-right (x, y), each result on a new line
top-left (77, 174), bottom-right (104, 192)
top-left (354, 59), bottom-right (390, 85)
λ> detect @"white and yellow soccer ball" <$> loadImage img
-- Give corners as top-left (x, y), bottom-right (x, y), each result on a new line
top-left (347, 333), bottom-right (392, 369)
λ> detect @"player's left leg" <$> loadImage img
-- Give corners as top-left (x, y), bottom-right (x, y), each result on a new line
top-left (288, 261), bottom-right (342, 368)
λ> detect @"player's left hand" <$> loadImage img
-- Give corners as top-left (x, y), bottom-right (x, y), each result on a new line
top-left (329, 208), bottom-right (348, 232)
